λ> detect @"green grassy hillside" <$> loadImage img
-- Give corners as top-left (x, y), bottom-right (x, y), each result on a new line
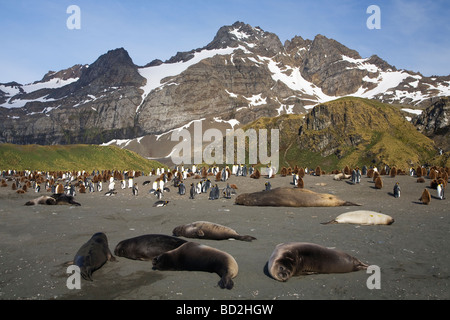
top-left (0, 144), bottom-right (165, 172)
top-left (242, 97), bottom-right (439, 171)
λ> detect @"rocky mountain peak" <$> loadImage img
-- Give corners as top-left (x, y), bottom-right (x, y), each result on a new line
top-left (75, 48), bottom-right (145, 89)
top-left (40, 64), bottom-right (88, 83)
top-left (205, 21), bottom-right (283, 57)
top-left (45, 47), bottom-right (145, 100)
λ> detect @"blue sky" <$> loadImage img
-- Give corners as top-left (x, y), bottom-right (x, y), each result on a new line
top-left (1, 0), bottom-right (449, 84)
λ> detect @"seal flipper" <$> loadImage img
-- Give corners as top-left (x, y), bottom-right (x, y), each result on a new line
top-left (81, 267), bottom-right (94, 281)
top-left (196, 230), bottom-right (205, 237)
top-left (75, 255), bottom-right (94, 281)
top-left (320, 220), bottom-right (338, 225)
top-left (354, 259), bottom-right (369, 271)
top-left (343, 201), bottom-right (361, 206)
top-left (108, 253), bottom-right (117, 262)
top-left (236, 235), bottom-right (257, 242)
top-left (218, 275), bottom-right (234, 289)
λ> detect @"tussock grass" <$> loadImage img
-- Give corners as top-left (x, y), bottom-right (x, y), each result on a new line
top-left (0, 143), bottom-right (165, 172)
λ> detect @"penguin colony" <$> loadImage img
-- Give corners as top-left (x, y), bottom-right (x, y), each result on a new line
top-left (2, 162), bottom-right (448, 289)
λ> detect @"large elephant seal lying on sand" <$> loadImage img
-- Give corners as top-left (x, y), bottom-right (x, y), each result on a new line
top-left (321, 210), bottom-right (394, 225)
top-left (25, 194), bottom-right (81, 206)
top-left (235, 187), bottom-right (359, 207)
top-left (172, 221), bottom-right (256, 242)
top-left (114, 234), bottom-right (187, 261)
top-left (69, 232), bottom-right (116, 281)
top-left (152, 242), bottom-right (239, 289)
top-left (25, 195), bottom-right (57, 206)
top-left (268, 242), bottom-right (368, 282)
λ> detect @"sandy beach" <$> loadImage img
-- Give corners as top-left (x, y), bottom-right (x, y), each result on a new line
top-left (0, 170), bottom-right (448, 301)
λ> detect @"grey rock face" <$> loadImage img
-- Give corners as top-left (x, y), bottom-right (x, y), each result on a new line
top-left (0, 22), bottom-right (448, 146)
top-left (412, 97), bottom-right (450, 151)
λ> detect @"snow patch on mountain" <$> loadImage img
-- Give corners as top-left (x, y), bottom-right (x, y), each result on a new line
top-left (136, 47), bottom-right (241, 113)
top-left (351, 71), bottom-right (411, 98)
top-left (0, 77), bottom-right (78, 109)
top-left (213, 117), bottom-right (240, 128)
top-left (245, 94), bottom-right (267, 107)
top-left (263, 56), bottom-right (335, 103)
top-left (342, 55), bottom-right (379, 73)
top-left (22, 77), bottom-right (79, 93)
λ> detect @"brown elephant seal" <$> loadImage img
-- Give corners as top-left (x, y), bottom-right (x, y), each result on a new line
top-left (268, 242), bottom-right (368, 282)
top-left (71, 232), bottom-right (116, 281)
top-left (114, 234), bottom-right (187, 261)
top-left (51, 193), bottom-right (81, 206)
top-left (235, 187), bottom-right (359, 207)
top-left (172, 221), bottom-right (256, 242)
top-left (321, 210), bottom-right (394, 225)
top-left (152, 242), bottom-right (239, 289)
top-left (25, 195), bottom-right (57, 206)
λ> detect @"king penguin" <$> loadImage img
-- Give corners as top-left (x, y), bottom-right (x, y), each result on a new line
top-left (393, 182), bottom-right (401, 198)
top-left (189, 183), bottom-right (196, 199)
top-left (153, 200), bottom-right (169, 207)
top-left (154, 188), bottom-right (163, 199)
top-left (178, 182), bottom-right (186, 195)
top-left (132, 183), bottom-right (139, 196)
top-left (223, 183), bottom-right (232, 199)
top-left (437, 183), bottom-right (445, 200)
top-left (108, 177), bottom-right (115, 191)
top-left (267, 165), bottom-right (273, 179)
top-left (292, 174), bottom-right (298, 186)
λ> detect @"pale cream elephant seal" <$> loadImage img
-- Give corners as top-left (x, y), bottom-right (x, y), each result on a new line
top-left (321, 210), bottom-right (394, 225)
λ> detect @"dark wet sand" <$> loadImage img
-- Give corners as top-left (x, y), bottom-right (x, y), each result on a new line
top-left (0, 172), bottom-right (448, 300)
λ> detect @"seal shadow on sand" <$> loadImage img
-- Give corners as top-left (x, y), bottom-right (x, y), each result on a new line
top-left (263, 262), bottom-right (273, 279)
top-left (54, 262), bottom-right (166, 299)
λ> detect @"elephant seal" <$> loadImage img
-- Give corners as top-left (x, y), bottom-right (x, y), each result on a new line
top-left (25, 195), bottom-right (57, 206)
top-left (172, 221), bottom-right (256, 242)
top-left (51, 193), bottom-right (81, 206)
top-left (114, 234), bottom-right (187, 261)
top-left (268, 242), bottom-right (368, 282)
top-left (321, 210), bottom-right (394, 225)
top-left (152, 241), bottom-right (239, 289)
top-left (333, 173), bottom-right (351, 181)
top-left (235, 187), bottom-right (359, 207)
top-left (71, 232), bottom-right (116, 281)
